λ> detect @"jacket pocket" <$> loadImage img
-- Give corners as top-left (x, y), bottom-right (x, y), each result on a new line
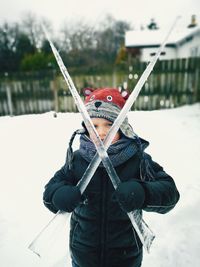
top-left (70, 218), bottom-right (79, 247)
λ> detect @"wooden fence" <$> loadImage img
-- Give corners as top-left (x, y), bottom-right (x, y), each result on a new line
top-left (0, 57), bottom-right (200, 116)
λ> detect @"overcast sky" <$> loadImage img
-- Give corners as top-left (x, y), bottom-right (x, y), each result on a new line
top-left (0, 0), bottom-right (199, 31)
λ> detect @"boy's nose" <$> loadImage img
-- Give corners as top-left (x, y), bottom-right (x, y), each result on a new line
top-left (97, 127), bottom-right (106, 139)
top-left (94, 101), bottom-right (102, 108)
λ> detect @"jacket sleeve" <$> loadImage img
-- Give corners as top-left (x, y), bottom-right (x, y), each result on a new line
top-left (142, 153), bottom-right (180, 214)
top-left (43, 163), bottom-right (76, 213)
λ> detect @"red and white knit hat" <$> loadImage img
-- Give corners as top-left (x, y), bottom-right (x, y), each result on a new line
top-left (83, 87), bottom-right (135, 139)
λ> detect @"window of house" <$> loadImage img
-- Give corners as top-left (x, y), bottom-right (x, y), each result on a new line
top-left (190, 47), bottom-right (198, 57)
top-left (150, 51), bottom-right (166, 56)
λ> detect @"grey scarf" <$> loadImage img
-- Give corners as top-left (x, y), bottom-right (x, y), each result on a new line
top-left (79, 134), bottom-right (138, 167)
top-left (67, 129), bottom-right (155, 181)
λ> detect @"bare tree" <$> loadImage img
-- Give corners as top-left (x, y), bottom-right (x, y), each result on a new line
top-left (21, 12), bottom-right (53, 49)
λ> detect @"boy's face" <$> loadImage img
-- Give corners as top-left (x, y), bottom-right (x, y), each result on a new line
top-left (91, 117), bottom-right (120, 144)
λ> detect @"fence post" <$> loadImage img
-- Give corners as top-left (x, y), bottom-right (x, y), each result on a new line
top-left (6, 83), bottom-right (14, 116)
top-left (198, 58), bottom-right (200, 101)
top-left (112, 69), bottom-right (117, 88)
top-left (194, 58), bottom-right (200, 101)
top-left (51, 74), bottom-right (59, 116)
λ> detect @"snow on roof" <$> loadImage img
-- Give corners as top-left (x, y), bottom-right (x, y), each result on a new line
top-left (125, 26), bottom-right (200, 48)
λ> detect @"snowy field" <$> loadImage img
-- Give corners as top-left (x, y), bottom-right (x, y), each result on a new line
top-left (0, 104), bottom-right (200, 267)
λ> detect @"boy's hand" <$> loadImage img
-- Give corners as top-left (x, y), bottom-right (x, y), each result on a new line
top-left (115, 181), bottom-right (146, 212)
top-left (52, 185), bottom-right (81, 212)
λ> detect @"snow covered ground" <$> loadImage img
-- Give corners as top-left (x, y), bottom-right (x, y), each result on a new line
top-left (0, 104), bottom-right (200, 267)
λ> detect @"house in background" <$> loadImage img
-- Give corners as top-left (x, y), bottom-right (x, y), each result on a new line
top-left (125, 15), bottom-right (200, 62)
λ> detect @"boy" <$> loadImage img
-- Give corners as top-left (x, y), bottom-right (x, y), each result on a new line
top-left (43, 88), bottom-right (180, 267)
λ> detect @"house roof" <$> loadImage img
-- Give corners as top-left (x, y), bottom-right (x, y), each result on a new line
top-left (125, 26), bottom-right (200, 48)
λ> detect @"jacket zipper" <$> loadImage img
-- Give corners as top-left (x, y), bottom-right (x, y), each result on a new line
top-left (100, 169), bottom-right (108, 267)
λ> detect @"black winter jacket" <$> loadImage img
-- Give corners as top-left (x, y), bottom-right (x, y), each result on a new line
top-left (43, 142), bottom-right (180, 267)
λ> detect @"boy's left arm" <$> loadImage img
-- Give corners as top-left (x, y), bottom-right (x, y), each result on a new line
top-left (141, 154), bottom-right (180, 214)
top-left (115, 153), bottom-right (180, 214)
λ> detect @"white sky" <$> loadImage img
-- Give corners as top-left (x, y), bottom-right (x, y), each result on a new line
top-left (0, 0), bottom-right (200, 31)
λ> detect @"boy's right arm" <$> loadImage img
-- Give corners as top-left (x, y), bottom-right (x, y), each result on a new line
top-left (43, 164), bottom-right (81, 213)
